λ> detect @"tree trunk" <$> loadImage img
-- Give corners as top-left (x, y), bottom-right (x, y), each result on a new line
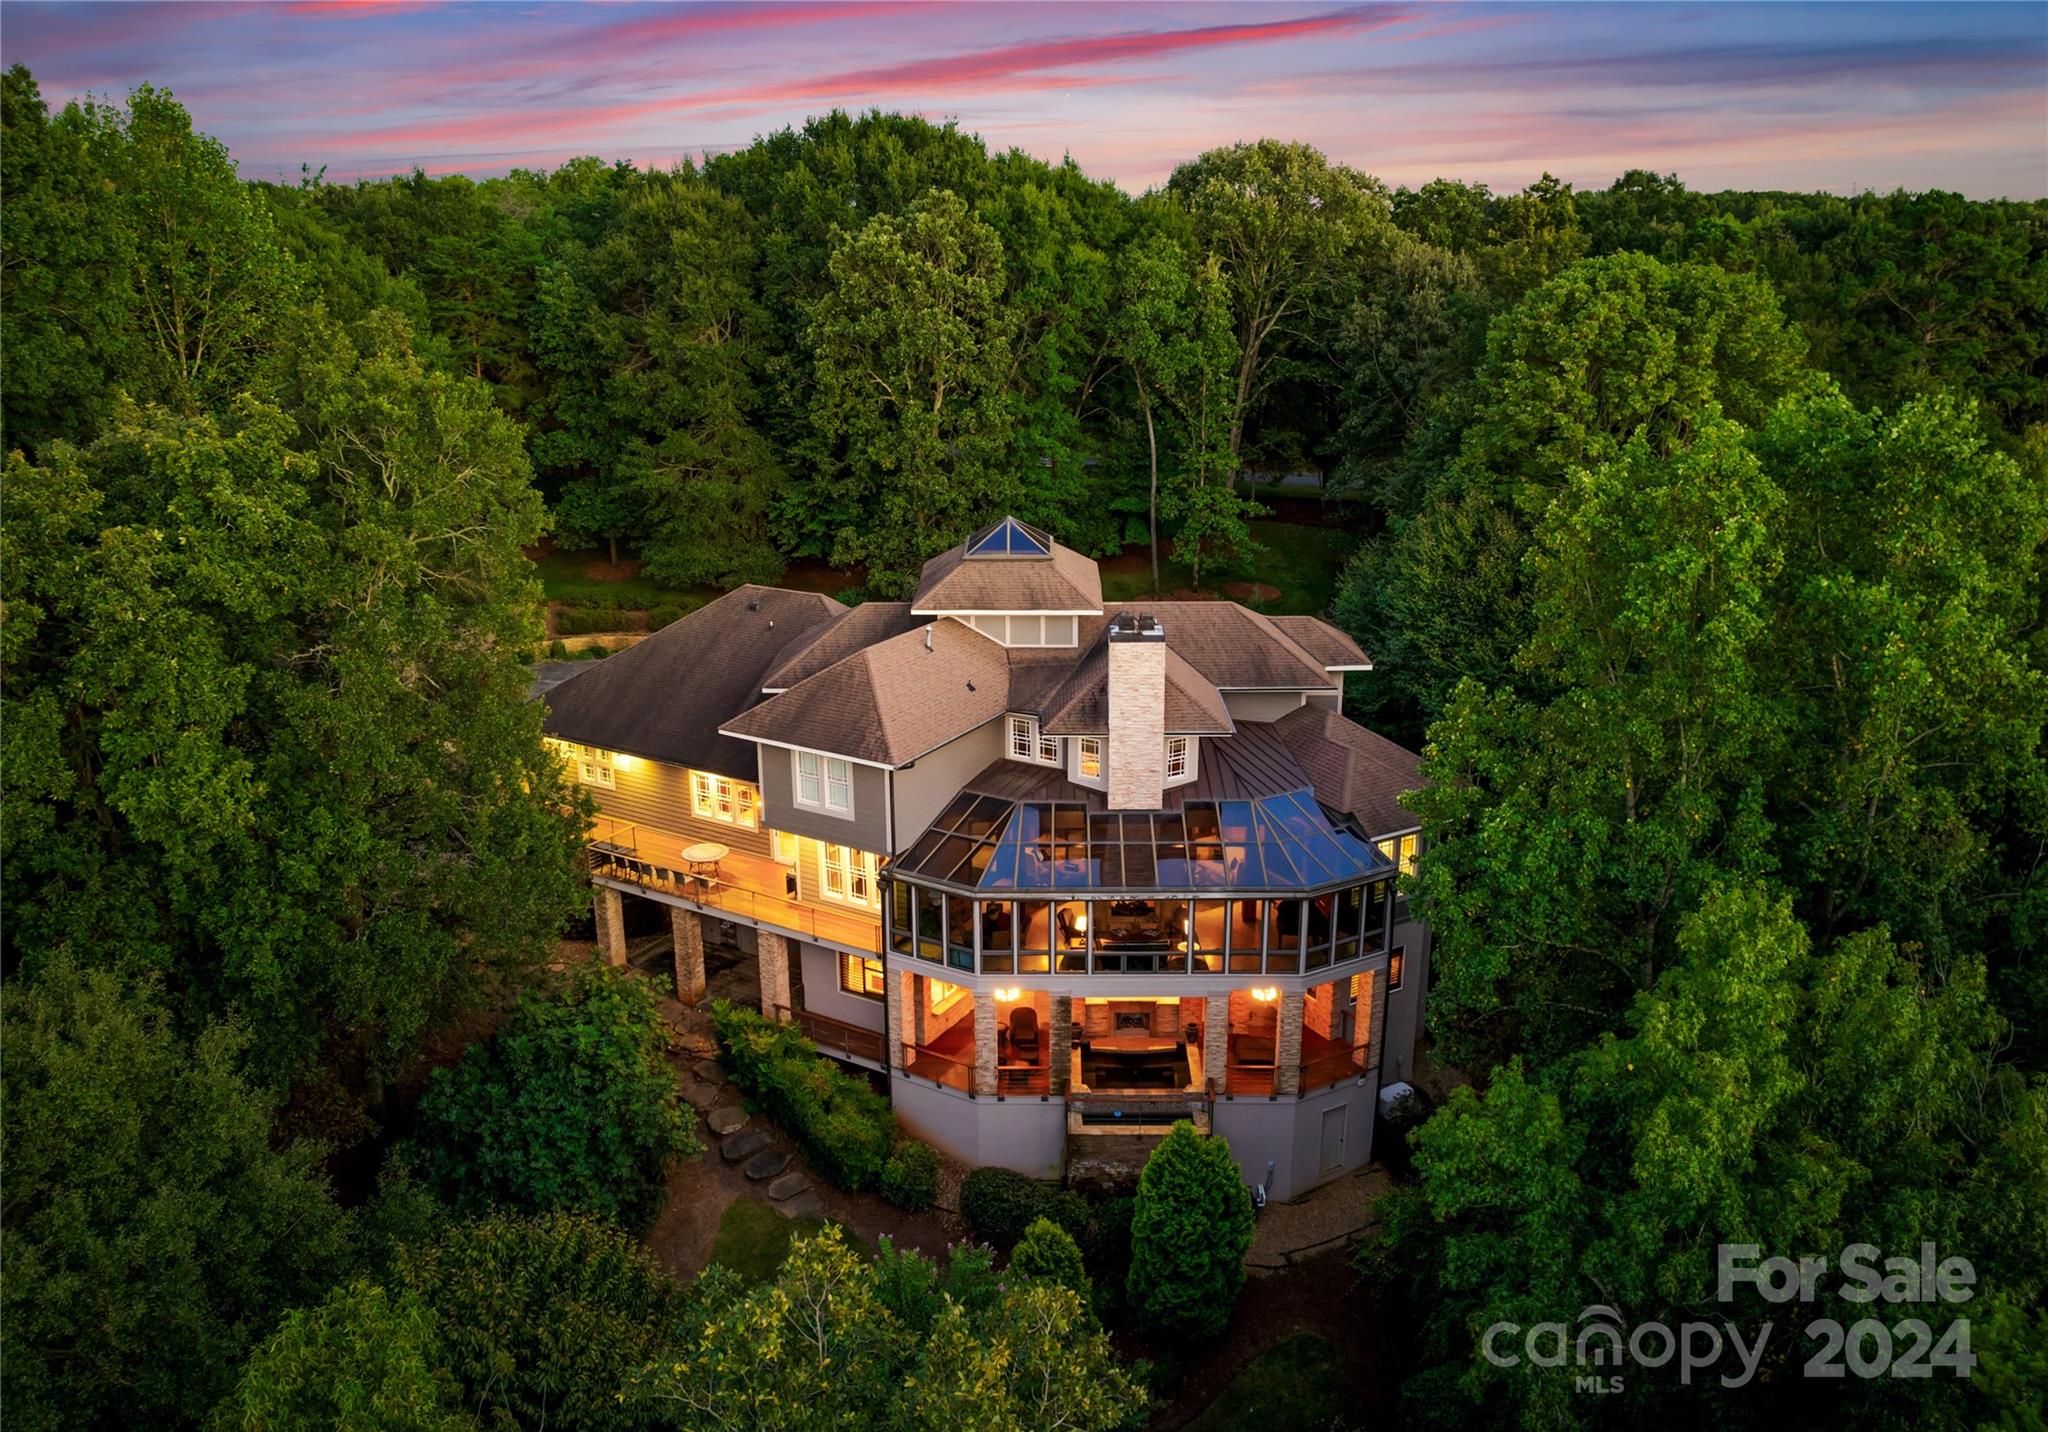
top-left (1139, 377), bottom-right (1160, 597)
top-left (608, 534), bottom-right (619, 567)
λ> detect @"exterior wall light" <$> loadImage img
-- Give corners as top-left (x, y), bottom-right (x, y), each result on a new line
top-left (994, 987), bottom-right (1021, 1002)
top-left (612, 752), bottom-right (635, 770)
top-left (1251, 986), bottom-right (1279, 1003)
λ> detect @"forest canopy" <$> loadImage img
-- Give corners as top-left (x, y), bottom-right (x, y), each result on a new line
top-left (3, 63), bottom-right (2045, 1431)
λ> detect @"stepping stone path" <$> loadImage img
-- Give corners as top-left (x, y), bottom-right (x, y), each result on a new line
top-left (720, 1128), bottom-right (771, 1163)
top-left (691, 1059), bottom-right (727, 1084)
top-left (778, 1191), bottom-right (825, 1220)
top-left (743, 1149), bottom-right (791, 1181)
top-left (766, 1172), bottom-right (810, 1202)
top-left (680, 1082), bottom-right (722, 1112)
top-left (673, 1031), bottom-right (718, 1060)
top-left (706, 1106), bottom-right (748, 1137)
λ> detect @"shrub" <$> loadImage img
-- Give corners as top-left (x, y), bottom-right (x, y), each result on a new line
top-left (547, 637), bottom-right (569, 659)
top-left (1126, 1122), bottom-right (1255, 1340)
top-left (646, 602), bottom-right (687, 630)
top-left (554, 601), bottom-right (626, 635)
top-left (414, 963), bottom-right (696, 1229)
top-left (960, 1166), bottom-right (1046, 1250)
top-left (708, 1000), bottom-right (898, 1193)
top-left (1011, 1218), bottom-right (1091, 1303)
top-left (880, 1139), bottom-right (940, 1211)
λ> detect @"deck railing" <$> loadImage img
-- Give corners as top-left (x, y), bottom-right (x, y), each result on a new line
top-left (587, 823), bottom-right (881, 954)
top-left (795, 1008), bottom-right (885, 1065)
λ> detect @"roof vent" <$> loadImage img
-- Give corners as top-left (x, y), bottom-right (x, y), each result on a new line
top-left (746, 600), bottom-right (760, 612)
top-left (925, 624), bottom-right (934, 652)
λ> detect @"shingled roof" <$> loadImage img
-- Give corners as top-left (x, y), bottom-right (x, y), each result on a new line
top-left (910, 518), bottom-right (1104, 615)
top-left (540, 585), bottom-right (844, 781)
top-left (762, 602), bottom-right (923, 691)
top-left (722, 618), bottom-right (1012, 766)
top-left (1267, 615), bottom-right (1372, 671)
top-left (1271, 704), bottom-right (1422, 838)
top-left (1035, 634), bottom-right (1235, 736)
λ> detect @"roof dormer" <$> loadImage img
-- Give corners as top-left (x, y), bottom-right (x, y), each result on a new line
top-left (910, 516), bottom-right (1104, 628)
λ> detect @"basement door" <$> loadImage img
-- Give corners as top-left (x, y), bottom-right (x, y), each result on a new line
top-left (1319, 1104), bottom-right (1348, 1174)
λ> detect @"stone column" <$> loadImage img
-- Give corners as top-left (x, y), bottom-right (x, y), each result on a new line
top-left (1203, 992), bottom-right (1231, 1094)
top-left (1367, 962), bottom-right (1390, 1071)
top-left (1049, 995), bottom-right (1074, 1095)
top-left (888, 968), bottom-right (916, 1072)
top-left (594, 886), bottom-right (627, 968)
top-left (1351, 970), bottom-right (1375, 1066)
top-left (972, 990), bottom-right (999, 1097)
top-left (1276, 989), bottom-right (1306, 1097)
top-left (670, 908), bottom-right (706, 1003)
top-left (757, 931), bottom-right (792, 1020)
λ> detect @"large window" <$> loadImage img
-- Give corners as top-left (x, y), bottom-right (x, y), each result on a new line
top-left (1007, 714), bottom-right (1061, 766)
top-left (1388, 946), bottom-right (1406, 991)
top-left (691, 771), bottom-right (759, 829)
top-left (821, 843), bottom-right (878, 908)
top-left (1375, 831), bottom-right (1420, 879)
top-left (795, 750), bottom-right (853, 815)
top-left (839, 952), bottom-right (885, 999)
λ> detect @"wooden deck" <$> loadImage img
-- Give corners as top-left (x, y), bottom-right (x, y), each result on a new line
top-left (586, 816), bottom-right (882, 954)
top-left (903, 1017), bottom-right (1360, 1098)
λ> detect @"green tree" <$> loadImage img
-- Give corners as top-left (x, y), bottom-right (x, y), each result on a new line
top-left (214, 1281), bottom-right (473, 1432)
top-left (1009, 1216), bottom-right (1091, 1305)
top-left (1, 962), bottom-right (351, 1431)
top-left (1373, 885), bottom-right (2048, 1430)
top-left (72, 82), bottom-right (298, 416)
top-left (413, 962), bottom-right (697, 1228)
top-left (1, 65), bottom-right (135, 453)
top-left (401, 1213), bottom-right (688, 1432)
top-left (1164, 139), bottom-right (1391, 465)
top-left (1, 312), bottom-right (589, 1101)
top-left (807, 190), bottom-right (1020, 593)
top-left (1337, 252), bottom-right (1808, 732)
top-left (1126, 1121), bottom-right (1254, 1340)
top-left (532, 170), bottom-right (783, 583)
top-left (637, 1226), bottom-right (1140, 1431)
top-left (1114, 224), bottom-right (1246, 588)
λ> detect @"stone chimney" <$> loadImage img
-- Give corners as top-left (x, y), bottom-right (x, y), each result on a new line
top-left (1106, 612), bottom-right (1166, 810)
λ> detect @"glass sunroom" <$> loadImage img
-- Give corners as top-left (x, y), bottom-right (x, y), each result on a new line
top-left (885, 790), bottom-right (1397, 977)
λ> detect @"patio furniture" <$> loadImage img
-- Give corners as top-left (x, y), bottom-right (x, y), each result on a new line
top-left (679, 840), bottom-right (729, 894)
top-left (1008, 1007), bottom-right (1041, 1061)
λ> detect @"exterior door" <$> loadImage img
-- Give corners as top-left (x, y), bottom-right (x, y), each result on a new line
top-left (1319, 1105), bottom-right (1347, 1174)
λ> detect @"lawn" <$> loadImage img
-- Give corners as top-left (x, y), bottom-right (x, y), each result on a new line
top-left (706, 1196), bottom-right (832, 1285)
top-left (1100, 521), bottom-right (1358, 617)
top-left (1182, 1331), bottom-right (1348, 1432)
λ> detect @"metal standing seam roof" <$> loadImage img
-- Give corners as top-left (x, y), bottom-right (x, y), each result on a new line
top-left (894, 786), bottom-right (1396, 894)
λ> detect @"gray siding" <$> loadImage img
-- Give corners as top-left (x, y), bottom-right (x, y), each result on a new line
top-left (584, 757), bottom-right (771, 858)
top-left (893, 718), bottom-right (1005, 851)
top-left (758, 747), bottom-right (891, 851)
top-left (797, 943), bottom-right (886, 1032)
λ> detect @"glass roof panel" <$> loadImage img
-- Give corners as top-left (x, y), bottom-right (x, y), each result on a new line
top-left (982, 840), bottom-right (1019, 889)
top-left (1122, 840), bottom-right (1157, 888)
top-left (962, 794), bottom-right (1010, 838)
top-left (931, 792), bottom-right (979, 832)
top-left (1182, 802), bottom-right (1219, 842)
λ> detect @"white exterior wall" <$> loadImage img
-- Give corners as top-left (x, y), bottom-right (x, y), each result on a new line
top-left (891, 1078), bottom-right (1067, 1180)
top-left (1211, 1070), bottom-right (1380, 1204)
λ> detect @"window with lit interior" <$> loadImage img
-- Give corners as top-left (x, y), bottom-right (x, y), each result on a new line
top-left (795, 750), bottom-right (853, 815)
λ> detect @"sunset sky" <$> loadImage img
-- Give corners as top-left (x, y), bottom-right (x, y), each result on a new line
top-left (6, 1), bottom-right (2045, 198)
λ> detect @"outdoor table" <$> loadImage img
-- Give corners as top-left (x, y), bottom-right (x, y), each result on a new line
top-left (679, 841), bottom-right (729, 894)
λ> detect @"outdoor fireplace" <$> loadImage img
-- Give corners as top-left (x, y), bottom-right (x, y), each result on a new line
top-left (1114, 1009), bottom-right (1150, 1033)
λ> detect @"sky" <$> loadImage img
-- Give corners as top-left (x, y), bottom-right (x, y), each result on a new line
top-left (4, 1), bottom-right (2045, 199)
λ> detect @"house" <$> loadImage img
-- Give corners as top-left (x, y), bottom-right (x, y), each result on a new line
top-left (541, 517), bottom-right (1428, 1202)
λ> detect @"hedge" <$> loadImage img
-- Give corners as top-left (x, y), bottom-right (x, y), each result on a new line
top-left (709, 1001), bottom-right (901, 1193)
top-left (959, 1168), bottom-right (1092, 1251)
top-left (554, 601), bottom-right (630, 635)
